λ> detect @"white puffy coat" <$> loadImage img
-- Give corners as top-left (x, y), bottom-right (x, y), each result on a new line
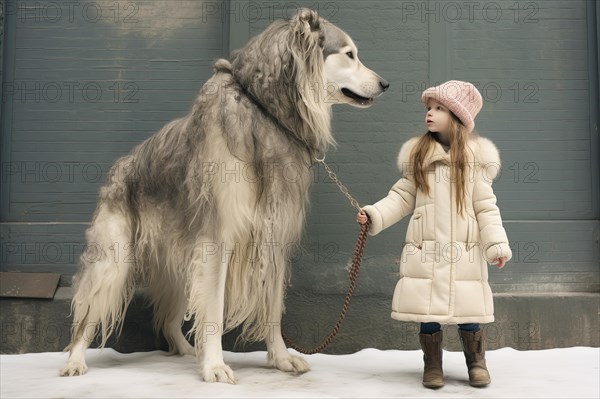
top-left (362, 136), bottom-right (512, 324)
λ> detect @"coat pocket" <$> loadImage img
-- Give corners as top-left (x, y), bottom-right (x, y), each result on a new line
top-left (411, 214), bottom-right (423, 248)
top-left (466, 215), bottom-right (478, 251)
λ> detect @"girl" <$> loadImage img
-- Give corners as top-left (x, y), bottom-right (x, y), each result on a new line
top-left (357, 80), bottom-right (511, 389)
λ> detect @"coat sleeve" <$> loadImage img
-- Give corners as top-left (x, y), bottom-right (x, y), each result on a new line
top-left (362, 177), bottom-right (417, 236)
top-left (472, 172), bottom-right (512, 263)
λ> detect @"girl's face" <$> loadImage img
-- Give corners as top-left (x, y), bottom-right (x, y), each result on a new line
top-left (425, 99), bottom-right (451, 136)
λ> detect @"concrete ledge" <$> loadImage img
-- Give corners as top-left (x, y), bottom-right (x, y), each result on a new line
top-left (1, 288), bottom-right (598, 354)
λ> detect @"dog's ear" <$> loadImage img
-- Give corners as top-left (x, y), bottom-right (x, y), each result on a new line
top-left (291, 8), bottom-right (323, 51)
top-left (293, 8), bottom-right (321, 32)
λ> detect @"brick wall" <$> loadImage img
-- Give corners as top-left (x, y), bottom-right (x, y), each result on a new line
top-left (243, 0), bottom-right (599, 295)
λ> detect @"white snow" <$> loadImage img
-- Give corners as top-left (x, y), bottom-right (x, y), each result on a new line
top-left (1, 347), bottom-right (598, 398)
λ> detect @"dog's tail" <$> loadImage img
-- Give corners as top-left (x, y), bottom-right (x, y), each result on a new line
top-left (68, 201), bottom-right (137, 350)
top-left (64, 154), bottom-right (146, 350)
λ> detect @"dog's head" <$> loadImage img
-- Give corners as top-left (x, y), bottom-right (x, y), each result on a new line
top-left (228, 9), bottom-right (388, 153)
top-left (321, 20), bottom-right (389, 108)
top-left (289, 9), bottom-right (389, 109)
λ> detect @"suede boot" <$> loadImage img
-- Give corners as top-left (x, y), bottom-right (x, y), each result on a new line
top-left (419, 331), bottom-right (444, 389)
top-left (459, 329), bottom-right (491, 387)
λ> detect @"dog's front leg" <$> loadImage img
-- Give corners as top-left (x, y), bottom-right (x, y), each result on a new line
top-left (190, 239), bottom-right (236, 384)
top-left (265, 273), bottom-right (310, 374)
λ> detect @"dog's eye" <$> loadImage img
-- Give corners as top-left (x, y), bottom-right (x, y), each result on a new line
top-left (346, 51), bottom-right (354, 59)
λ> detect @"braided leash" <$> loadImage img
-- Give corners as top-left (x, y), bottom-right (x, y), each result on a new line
top-left (282, 157), bottom-right (370, 354)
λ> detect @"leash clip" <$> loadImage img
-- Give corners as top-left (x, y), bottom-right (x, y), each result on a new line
top-left (314, 153), bottom-right (326, 163)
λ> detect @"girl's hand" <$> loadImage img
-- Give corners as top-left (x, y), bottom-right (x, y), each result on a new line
top-left (493, 257), bottom-right (507, 269)
top-left (357, 210), bottom-right (368, 225)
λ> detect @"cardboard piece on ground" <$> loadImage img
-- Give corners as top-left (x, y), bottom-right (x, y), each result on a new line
top-left (0, 272), bottom-right (61, 299)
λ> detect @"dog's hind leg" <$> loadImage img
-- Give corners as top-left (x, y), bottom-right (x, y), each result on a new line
top-left (165, 306), bottom-right (195, 357)
top-left (148, 274), bottom-right (194, 356)
top-left (59, 323), bottom-right (92, 377)
top-left (188, 238), bottom-right (236, 384)
top-left (60, 206), bottom-right (135, 376)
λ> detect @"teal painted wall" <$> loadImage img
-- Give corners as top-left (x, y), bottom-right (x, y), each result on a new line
top-left (1, 0), bottom-right (227, 282)
top-left (244, 0), bottom-right (600, 293)
top-left (1, 0), bottom-right (599, 295)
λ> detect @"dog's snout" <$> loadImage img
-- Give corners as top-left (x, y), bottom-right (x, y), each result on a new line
top-left (379, 79), bottom-right (390, 92)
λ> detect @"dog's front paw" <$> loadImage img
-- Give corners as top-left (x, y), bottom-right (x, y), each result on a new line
top-left (270, 354), bottom-right (310, 374)
top-left (59, 361), bottom-right (88, 377)
top-left (202, 363), bottom-right (236, 384)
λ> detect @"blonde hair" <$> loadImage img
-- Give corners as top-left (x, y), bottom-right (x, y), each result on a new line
top-left (410, 114), bottom-right (471, 215)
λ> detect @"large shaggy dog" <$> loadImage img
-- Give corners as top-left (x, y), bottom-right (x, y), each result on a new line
top-left (60, 8), bottom-right (388, 383)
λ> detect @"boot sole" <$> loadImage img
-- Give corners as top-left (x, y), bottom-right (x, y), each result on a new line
top-left (469, 380), bottom-right (491, 388)
top-left (423, 382), bottom-right (444, 389)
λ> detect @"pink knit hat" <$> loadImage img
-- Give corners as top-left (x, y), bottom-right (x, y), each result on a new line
top-left (421, 80), bottom-right (483, 132)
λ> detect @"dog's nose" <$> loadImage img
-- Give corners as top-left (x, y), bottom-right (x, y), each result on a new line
top-left (380, 79), bottom-right (390, 92)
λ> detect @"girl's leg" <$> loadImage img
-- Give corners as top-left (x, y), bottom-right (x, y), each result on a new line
top-left (458, 323), bottom-right (480, 332)
top-left (418, 323), bottom-right (443, 389)
top-left (458, 323), bottom-right (490, 387)
top-left (420, 322), bottom-right (441, 334)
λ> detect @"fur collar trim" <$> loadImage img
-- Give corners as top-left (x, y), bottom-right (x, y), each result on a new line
top-left (396, 135), bottom-right (501, 180)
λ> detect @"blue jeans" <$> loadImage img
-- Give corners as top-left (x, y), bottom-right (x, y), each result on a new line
top-left (420, 322), bottom-right (479, 334)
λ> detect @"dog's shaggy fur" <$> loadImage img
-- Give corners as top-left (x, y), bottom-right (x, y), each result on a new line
top-left (60, 9), bottom-right (388, 383)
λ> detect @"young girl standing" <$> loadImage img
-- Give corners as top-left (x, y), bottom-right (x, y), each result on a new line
top-left (357, 80), bottom-right (511, 389)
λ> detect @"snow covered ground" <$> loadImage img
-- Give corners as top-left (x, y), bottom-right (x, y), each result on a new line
top-left (1, 347), bottom-right (598, 398)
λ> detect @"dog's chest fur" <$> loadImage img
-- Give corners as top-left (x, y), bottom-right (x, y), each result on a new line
top-left (200, 72), bottom-right (314, 241)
